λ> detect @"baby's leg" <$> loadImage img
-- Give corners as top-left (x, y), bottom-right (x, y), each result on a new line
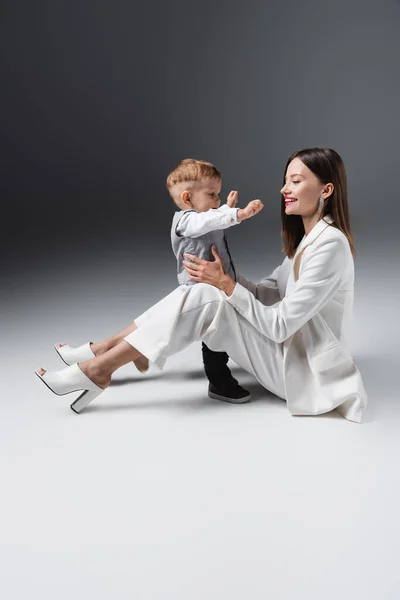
top-left (201, 343), bottom-right (231, 382)
top-left (201, 343), bottom-right (251, 403)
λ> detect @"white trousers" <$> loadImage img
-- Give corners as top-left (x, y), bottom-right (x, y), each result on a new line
top-left (124, 283), bottom-right (286, 400)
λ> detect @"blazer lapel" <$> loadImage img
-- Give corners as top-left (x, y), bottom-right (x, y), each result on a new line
top-left (294, 215), bottom-right (334, 258)
top-left (291, 215), bottom-right (334, 281)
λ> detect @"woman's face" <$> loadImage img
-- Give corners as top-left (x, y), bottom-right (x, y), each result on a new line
top-left (280, 157), bottom-right (331, 217)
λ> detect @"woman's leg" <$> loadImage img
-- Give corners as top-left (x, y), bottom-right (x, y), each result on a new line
top-left (123, 283), bottom-right (286, 399)
top-left (37, 340), bottom-right (145, 389)
top-left (56, 321), bottom-right (151, 371)
top-left (39, 284), bottom-right (226, 389)
top-left (92, 322), bottom-right (138, 354)
top-left (41, 283), bottom-right (285, 400)
top-left (56, 322), bottom-right (137, 356)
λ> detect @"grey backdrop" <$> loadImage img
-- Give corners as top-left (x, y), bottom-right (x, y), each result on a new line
top-left (1, 0), bottom-right (399, 264)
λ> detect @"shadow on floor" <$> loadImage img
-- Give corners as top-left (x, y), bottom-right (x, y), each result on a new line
top-left (84, 376), bottom-right (281, 416)
top-left (86, 353), bottom-right (394, 420)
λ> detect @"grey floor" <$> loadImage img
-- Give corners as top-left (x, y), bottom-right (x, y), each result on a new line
top-left (1, 247), bottom-right (399, 600)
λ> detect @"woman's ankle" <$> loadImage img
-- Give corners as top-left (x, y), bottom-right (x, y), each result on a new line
top-left (91, 341), bottom-right (112, 356)
top-left (78, 358), bottom-right (111, 389)
top-left (134, 356), bottom-right (149, 373)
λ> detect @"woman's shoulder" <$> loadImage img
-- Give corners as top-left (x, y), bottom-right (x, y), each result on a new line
top-left (317, 222), bottom-right (351, 252)
top-left (293, 223), bottom-right (350, 275)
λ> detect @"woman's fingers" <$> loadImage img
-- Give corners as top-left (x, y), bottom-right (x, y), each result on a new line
top-left (211, 246), bottom-right (222, 262)
top-left (184, 266), bottom-right (202, 280)
top-left (183, 260), bottom-right (208, 281)
top-left (183, 253), bottom-right (206, 265)
top-left (182, 259), bottom-right (202, 271)
top-left (183, 251), bottom-right (224, 285)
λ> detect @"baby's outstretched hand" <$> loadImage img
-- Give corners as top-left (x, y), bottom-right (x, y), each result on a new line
top-left (237, 199), bottom-right (264, 222)
top-left (226, 190), bottom-right (238, 208)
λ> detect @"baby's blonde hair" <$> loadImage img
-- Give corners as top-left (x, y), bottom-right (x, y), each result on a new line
top-left (166, 158), bottom-right (222, 208)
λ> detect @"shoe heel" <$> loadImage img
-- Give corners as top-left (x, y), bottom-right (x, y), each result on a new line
top-left (70, 389), bottom-right (102, 414)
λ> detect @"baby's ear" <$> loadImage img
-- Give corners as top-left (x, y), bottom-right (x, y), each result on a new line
top-left (181, 190), bottom-right (191, 207)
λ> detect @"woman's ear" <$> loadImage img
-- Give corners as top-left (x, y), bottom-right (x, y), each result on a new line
top-left (181, 190), bottom-right (192, 208)
top-left (322, 183), bottom-right (334, 199)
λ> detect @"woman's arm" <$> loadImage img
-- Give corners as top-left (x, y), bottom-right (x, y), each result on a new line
top-left (183, 248), bottom-right (282, 305)
top-left (226, 236), bottom-right (349, 343)
top-left (236, 265), bottom-right (282, 306)
top-left (182, 246), bottom-right (236, 293)
top-left (182, 249), bottom-right (282, 301)
top-left (184, 237), bottom-right (349, 344)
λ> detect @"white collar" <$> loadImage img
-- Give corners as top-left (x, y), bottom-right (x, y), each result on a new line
top-left (295, 214), bottom-right (334, 256)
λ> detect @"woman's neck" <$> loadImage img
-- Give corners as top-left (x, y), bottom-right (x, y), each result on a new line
top-left (302, 212), bottom-right (320, 236)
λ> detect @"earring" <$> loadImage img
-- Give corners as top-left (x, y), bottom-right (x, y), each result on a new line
top-left (319, 197), bottom-right (324, 211)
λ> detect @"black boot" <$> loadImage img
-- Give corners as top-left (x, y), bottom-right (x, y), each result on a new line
top-left (201, 342), bottom-right (251, 404)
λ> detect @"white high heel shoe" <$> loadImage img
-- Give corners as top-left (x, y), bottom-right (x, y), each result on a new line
top-left (35, 363), bottom-right (104, 413)
top-left (54, 342), bottom-right (95, 366)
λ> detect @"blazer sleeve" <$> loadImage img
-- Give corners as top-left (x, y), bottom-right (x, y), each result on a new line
top-left (236, 265), bottom-right (282, 306)
top-left (226, 236), bottom-right (348, 343)
top-left (176, 206), bottom-right (240, 238)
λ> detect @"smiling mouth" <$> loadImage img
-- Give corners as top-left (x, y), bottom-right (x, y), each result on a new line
top-left (284, 197), bottom-right (297, 204)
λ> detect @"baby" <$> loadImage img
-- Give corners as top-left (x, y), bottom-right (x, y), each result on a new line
top-left (166, 158), bottom-right (263, 403)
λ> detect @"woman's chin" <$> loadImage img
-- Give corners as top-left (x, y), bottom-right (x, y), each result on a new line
top-left (285, 207), bottom-right (299, 215)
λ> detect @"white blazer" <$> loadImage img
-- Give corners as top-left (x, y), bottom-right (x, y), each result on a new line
top-left (228, 215), bottom-right (367, 423)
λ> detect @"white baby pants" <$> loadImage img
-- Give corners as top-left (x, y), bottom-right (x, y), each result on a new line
top-left (124, 283), bottom-right (286, 400)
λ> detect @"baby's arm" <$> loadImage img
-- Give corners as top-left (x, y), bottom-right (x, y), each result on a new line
top-left (176, 206), bottom-right (239, 238)
top-left (176, 198), bottom-right (263, 239)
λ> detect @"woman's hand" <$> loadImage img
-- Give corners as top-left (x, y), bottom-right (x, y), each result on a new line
top-left (182, 247), bottom-right (236, 296)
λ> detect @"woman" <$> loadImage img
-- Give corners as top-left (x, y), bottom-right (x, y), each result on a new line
top-left (36, 148), bottom-right (367, 422)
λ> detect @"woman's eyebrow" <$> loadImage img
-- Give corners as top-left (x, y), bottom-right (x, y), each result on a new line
top-left (285, 173), bottom-right (304, 180)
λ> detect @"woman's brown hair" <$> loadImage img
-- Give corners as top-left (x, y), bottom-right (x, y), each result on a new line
top-left (281, 148), bottom-right (355, 258)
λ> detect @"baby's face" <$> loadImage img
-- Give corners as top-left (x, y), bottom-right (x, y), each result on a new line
top-left (188, 178), bottom-right (222, 212)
